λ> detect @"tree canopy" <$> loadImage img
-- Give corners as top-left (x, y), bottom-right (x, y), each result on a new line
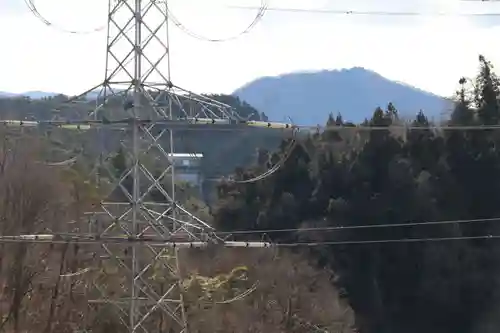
top-left (213, 55), bottom-right (500, 333)
top-left (3, 55), bottom-right (500, 333)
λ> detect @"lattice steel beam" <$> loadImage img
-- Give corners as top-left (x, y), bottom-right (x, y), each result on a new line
top-left (20, 0), bottom-right (294, 331)
top-left (63, 1), bottom-right (251, 332)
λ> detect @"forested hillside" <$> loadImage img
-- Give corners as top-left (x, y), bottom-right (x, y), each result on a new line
top-left (214, 55), bottom-right (500, 333)
top-left (3, 55), bottom-right (500, 332)
top-left (0, 93), bottom-right (284, 180)
top-left (0, 101), bottom-right (353, 332)
top-left (0, 144), bottom-right (355, 332)
top-left (233, 67), bottom-right (450, 125)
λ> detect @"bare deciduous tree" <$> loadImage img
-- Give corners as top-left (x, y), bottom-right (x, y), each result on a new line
top-left (182, 248), bottom-right (355, 333)
top-left (0, 134), bottom-right (357, 333)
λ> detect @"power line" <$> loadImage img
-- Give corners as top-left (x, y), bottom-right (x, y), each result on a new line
top-left (215, 217), bottom-right (500, 236)
top-left (227, 5), bottom-right (500, 17)
top-left (13, 0), bottom-right (500, 331)
top-left (23, 0), bottom-right (105, 34)
top-left (7, 117), bottom-right (500, 132)
top-left (0, 234), bottom-right (270, 247)
top-left (154, 123), bottom-right (500, 133)
top-left (291, 124), bottom-right (500, 132)
top-left (166, 0), bottom-right (269, 42)
top-left (19, 216), bottom-right (500, 241)
top-left (1, 232), bottom-right (500, 247)
top-left (23, 0), bottom-right (268, 40)
top-left (15, 0), bottom-right (277, 330)
top-left (277, 234), bottom-right (500, 247)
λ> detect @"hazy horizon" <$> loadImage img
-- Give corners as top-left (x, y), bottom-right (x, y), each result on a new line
top-left (2, 0), bottom-right (500, 97)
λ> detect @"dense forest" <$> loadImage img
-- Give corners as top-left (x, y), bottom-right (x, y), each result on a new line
top-left (0, 92), bottom-right (286, 182)
top-left (1, 55), bottom-right (500, 333)
top-left (213, 55), bottom-right (500, 333)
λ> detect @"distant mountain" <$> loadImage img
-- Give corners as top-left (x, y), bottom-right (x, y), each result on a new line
top-left (0, 90), bottom-right (116, 100)
top-left (0, 68), bottom-right (453, 125)
top-left (232, 67), bottom-right (453, 125)
top-left (0, 92), bottom-right (17, 98)
top-left (0, 91), bottom-right (59, 99)
top-left (23, 91), bottom-right (60, 99)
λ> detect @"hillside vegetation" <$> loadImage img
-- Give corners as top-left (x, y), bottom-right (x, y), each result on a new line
top-left (0, 93), bottom-right (284, 185)
top-left (1, 55), bottom-right (500, 332)
top-left (215, 55), bottom-right (500, 333)
top-left (0, 135), bottom-right (354, 333)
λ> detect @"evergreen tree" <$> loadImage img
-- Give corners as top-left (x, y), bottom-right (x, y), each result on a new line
top-left (212, 56), bottom-right (500, 333)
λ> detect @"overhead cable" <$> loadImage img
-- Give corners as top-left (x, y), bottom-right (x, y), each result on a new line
top-left (277, 234), bottom-right (500, 247)
top-left (1, 233), bottom-right (500, 247)
top-left (40, 156), bottom-right (79, 166)
top-left (9, 117), bottom-right (500, 133)
top-left (34, 216), bottom-right (500, 239)
top-left (215, 216), bottom-right (500, 236)
top-left (227, 5), bottom-right (500, 17)
top-left (23, 0), bottom-right (267, 39)
top-left (23, 0), bottom-right (105, 34)
top-left (230, 128), bottom-right (299, 183)
top-left (166, 0), bottom-right (268, 42)
top-left (10, 117), bottom-right (500, 133)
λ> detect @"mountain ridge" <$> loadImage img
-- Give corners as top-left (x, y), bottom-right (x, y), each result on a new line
top-left (0, 67), bottom-right (453, 125)
top-left (0, 91), bottom-right (59, 99)
top-left (232, 67), bottom-right (452, 125)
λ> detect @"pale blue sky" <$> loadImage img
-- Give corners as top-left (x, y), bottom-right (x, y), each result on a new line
top-left (2, 0), bottom-right (500, 98)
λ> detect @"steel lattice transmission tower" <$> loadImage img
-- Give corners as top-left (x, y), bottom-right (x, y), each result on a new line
top-left (71, 0), bottom-right (256, 332)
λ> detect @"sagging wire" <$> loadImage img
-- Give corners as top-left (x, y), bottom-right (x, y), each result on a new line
top-left (182, 265), bottom-right (259, 305)
top-left (24, 0), bottom-right (105, 34)
top-left (35, 135), bottom-right (86, 166)
top-left (212, 236), bottom-right (273, 305)
top-left (228, 5), bottom-right (500, 17)
top-left (216, 216), bottom-right (500, 237)
top-left (41, 216), bottom-right (500, 242)
top-left (59, 260), bottom-right (256, 302)
top-left (9, 232), bottom-right (500, 247)
top-left (291, 313), bottom-right (331, 333)
top-left (210, 234), bottom-right (275, 305)
top-left (42, 156), bottom-right (79, 167)
top-left (230, 127), bottom-right (298, 184)
top-left (210, 234), bottom-right (276, 305)
top-left (60, 267), bottom-right (93, 277)
top-left (214, 281), bottom-right (259, 304)
top-left (166, 0), bottom-right (268, 42)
